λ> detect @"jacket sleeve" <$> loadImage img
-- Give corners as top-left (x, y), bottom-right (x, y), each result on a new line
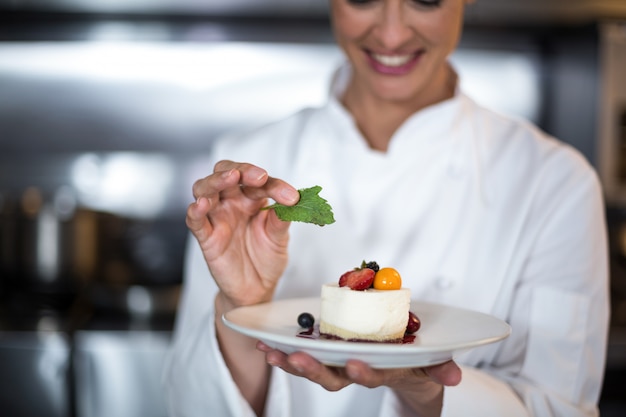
top-left (443, 157), bottom-right (609, 416)
top-left (161, 121), bottom-right (305, 417)
top-left (162, 235), bottom-right (257, 417)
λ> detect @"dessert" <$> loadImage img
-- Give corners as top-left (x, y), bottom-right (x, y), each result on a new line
top-left (319, 261), bottom-right (414, 342)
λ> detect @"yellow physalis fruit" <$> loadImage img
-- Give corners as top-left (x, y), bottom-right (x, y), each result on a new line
top-left (373, 267), bottom-right (402, 290)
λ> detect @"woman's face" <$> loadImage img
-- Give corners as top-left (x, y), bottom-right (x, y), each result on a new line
top-left (330, 0), bottom-right (469, 105)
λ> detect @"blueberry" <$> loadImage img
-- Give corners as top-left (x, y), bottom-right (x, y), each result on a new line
top-left (361, 260), bottom-right (380, 272)
top-left (297, 312), bottom-right (315, 328)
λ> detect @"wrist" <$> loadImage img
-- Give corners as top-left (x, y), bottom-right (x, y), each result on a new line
top-left (214, 290), bottom-right (276, 314)
top-left (215, 291), bottom-right (238, 315)
top-left (393, 382), bottom-right (444, 417)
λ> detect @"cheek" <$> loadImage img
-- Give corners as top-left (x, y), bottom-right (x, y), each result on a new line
top-left (332, 17), bottom-right (352, 44)
top-left (330, 5), bottom-right (370, 44)
top-left (416, 13), bottom-right (463, 53)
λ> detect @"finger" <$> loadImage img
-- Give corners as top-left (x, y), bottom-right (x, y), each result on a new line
top-left (344, 360), bottom-right (386, 388)
top-left (216, 161), bottom-right (269, 201)
top-left (213, 160), bottom-right (299, 206)
top-left (195, 161), bottom-right (299, 209)
top-left (344, 360), bottom-right (423, 389)
top-left (214, 160), bottom-right (269, 188)
top-left (240, 176), bottom-right (300, 207)
top-left (424, 361), bottom-right (462, 386)
top-left (285, 352), bottom-right (352, 392)
top-left (344, 359), bottom-right (460, 389)
top-left (256, 341), bottom-right (271, 352)
top-left (262, 349), bottom-right (320, 384)
top-left (192, 166), bottom-right (240, 201)
top-left (259, 347), bottom-right (352, 392)
top-left (263, 348), bottom-right (290, 369)
top-left (249, 205), bottom-right (292, 248)
top-left (185, 196), bottom-right (213, 240)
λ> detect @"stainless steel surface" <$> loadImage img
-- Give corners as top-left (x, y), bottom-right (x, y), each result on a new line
top-left (0, 329), bottom-right (174, 417)
top-left (0, 41), bottom-right (543, 156)
top-left (598, 22), bottom-right (626, 205)
top-left (16, 197), bottom-right (97, 293)
top-left (1, 0), bottom-right (626, 24)
top-left (0, 13), bottom-right (622, 416)
top-left (88, 284), bottom-right (180, 318)
top-left (73, 331), bottom-right (171, 417)
top-left (0, 42), bottom-right (343, 156)
top-left (465, 0), bottom-right (626, 24)
top-left (1, 186), bottom-right (186, 309)
top-left (607, 327), bottom-right (626, 369)
top-left (0, 0), bottom-right (329, 17)
top-left (0, 331), bottom-right (71, 417)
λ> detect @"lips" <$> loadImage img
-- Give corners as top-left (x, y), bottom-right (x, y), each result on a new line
top-left (366, 50), bottom-right (422, 75)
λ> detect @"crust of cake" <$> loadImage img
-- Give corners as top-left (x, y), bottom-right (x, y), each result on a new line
top-left (319, 321), bottom-right (405, 342)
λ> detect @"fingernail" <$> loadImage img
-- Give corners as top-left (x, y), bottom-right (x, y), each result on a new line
top-left (250, 167), bottom-right (267, 181)
top-left (346, 366), bottom-right (360, 380)
top-left (288, 359), bottom-right (304, 373)
top-left (281, 188), bottom-right (300, 203)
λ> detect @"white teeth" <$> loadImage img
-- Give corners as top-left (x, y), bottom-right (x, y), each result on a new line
top-left (371, 53), bottom-right (413, 67)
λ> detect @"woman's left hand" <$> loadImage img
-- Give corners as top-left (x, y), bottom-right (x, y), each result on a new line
top-left (257, 342), bottom-right (461, 417)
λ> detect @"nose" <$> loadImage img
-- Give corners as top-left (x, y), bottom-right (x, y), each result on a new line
top-left (375, 3), bottom-right (413, 50)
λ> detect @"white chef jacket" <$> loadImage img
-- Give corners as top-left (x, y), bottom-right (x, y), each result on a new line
top-left (163, 64), bottom-right (609, 417)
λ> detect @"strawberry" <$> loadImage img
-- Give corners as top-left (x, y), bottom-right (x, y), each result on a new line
top-left (338, 267), bottom-right (375, 291)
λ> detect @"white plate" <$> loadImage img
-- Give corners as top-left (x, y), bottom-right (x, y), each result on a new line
top-left (223, 297), bottom-right (511, 369)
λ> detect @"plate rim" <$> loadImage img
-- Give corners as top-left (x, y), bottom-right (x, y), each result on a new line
top-left (222, 296), bottom-right (511, 358)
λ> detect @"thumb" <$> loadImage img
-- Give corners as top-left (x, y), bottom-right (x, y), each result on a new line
top-left (425, 361), bottom-right (462, 386)
top-left (266, 207), bottom-right (292, 242)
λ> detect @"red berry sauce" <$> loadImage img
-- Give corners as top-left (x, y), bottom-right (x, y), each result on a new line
top-left (297, 325), bottom-right (415, 344)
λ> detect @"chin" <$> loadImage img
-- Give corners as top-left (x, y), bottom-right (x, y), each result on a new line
top-left (371, 82), bottom-right (424, 104)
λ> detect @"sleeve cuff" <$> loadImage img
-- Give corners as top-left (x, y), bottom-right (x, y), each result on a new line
top-left (163, 310), bottom-right (257, 417)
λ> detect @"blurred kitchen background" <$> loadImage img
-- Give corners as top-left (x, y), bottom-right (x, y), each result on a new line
top-left (0, 0), bottom-right (625, 416)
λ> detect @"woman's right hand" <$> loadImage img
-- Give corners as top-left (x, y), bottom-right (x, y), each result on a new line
top-left (186, 160), bottom-right (300, 310)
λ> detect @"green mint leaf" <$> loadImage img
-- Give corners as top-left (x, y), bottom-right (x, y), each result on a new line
top-left (263, 185), bottom-right (335, 226)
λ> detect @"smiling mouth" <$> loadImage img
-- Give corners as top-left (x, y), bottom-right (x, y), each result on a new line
top-left (370, 53), bottom-right (416, 67)
top-left (366, 50), bottom-right (422, 75)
